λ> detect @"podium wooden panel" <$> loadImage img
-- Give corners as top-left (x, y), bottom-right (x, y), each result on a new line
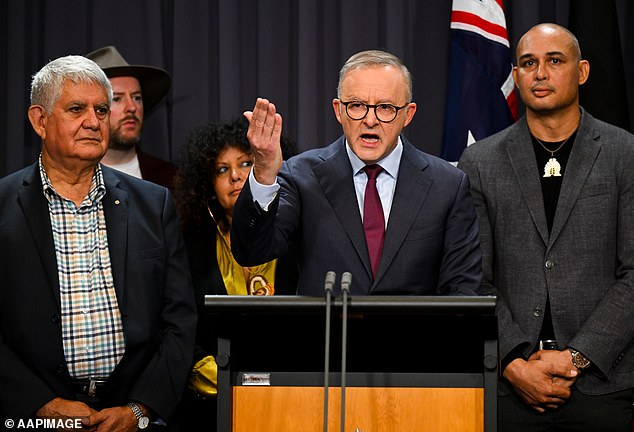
top-left (205, 295), bottom-right (497, 432)
top-left (232, 386), bottom-right (484, 432)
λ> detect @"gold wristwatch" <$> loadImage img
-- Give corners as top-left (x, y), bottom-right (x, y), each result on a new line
top-left (568, 349), bottom-right (591, 370)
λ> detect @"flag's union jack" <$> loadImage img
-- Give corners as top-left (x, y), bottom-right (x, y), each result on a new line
top-left (442, 0), bottom-right (517, 162)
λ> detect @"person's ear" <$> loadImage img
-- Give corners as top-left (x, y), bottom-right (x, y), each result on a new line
top-left (28, 105), bottom-right (47, 140)
top-left (403, 102), bottom-right (417, 127)
top-left (332, 98), bottom-right (343, 125)
top-left (578, 60), bottom-right (590, 86)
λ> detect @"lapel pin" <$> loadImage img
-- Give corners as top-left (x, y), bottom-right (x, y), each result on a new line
top-left (114, 199), bottom-right (120, 205)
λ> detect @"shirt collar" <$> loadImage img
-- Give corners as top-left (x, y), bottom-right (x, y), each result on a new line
top-left (38, 154), bottom-right (107, 205)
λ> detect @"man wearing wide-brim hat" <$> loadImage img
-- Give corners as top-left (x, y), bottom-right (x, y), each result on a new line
top-left (86, 45), bottom-right (177, 189)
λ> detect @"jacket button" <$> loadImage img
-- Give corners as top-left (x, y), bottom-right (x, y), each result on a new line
top-left (533, 307), bottom-right (542, 317)
top-left (544, 260), bottom-right (554, 270)
top-left (51, 313), bottom-right (60, 324)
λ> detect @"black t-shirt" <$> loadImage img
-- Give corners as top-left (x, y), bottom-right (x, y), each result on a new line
top-left (501, 131), bottom-right (578, 370)
top-left (532, 131), bottom-right (577, 342)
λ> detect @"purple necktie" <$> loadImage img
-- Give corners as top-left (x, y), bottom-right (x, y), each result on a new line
top-left (363, 165), bottom-right (385, 277)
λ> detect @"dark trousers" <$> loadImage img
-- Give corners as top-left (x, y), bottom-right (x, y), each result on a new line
top-left (499, 379), bottom-right (633, 432)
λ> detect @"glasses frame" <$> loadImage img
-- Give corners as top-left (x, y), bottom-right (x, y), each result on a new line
top-left (339, 100), bottom-right (409, 123)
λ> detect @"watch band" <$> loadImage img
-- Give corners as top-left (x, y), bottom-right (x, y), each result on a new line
top-left (127, 402), bottom-right (150, 430)
top-left (568, 349), bottom-right (591, 370)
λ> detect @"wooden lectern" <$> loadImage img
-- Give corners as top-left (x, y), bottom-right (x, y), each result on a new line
top-left (204, 295), bottom-right (497, 432)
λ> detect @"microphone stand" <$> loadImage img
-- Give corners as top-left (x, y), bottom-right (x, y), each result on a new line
top-left (339, 272), bottom-right (352, 432)
top-left (323, 271), bottom-right (336, 432)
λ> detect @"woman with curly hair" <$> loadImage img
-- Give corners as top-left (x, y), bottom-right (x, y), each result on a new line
top-left (174, 117), bottom-right (297, 297)
top-left (171, 117), bottom-right (297, 431)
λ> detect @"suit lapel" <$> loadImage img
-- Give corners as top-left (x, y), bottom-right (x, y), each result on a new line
top-left (373, 141), bottom-right (431, 287)
top-left (313, 138), bottom-right (373, 278)
top-left (506, 120), bottom-right (550, 245)
top-left (17, 164), bottom-right (61, 307)
top-left (549, 112), bottom-right (600, 247)
top-left (102, 168), bottom-right (129, 311)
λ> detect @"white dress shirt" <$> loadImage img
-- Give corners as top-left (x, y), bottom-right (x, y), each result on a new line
top-left (249, 138), bottom-right (403, 228)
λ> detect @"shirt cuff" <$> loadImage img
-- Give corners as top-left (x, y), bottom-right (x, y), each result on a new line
top-left (249, 169), bottom-right (280, 211)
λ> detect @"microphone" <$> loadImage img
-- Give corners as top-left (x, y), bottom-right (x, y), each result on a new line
top-left (324, 270), bottom-right (336, 295)
top-left (340, 271), bottom-right (352, 292)
top-left (323, 271), bottom-right (336, 432)
top-left (339, 272), bottom-right (352, 432)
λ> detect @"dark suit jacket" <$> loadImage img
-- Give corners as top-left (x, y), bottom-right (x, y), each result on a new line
top-left (0, 163), bottom-right (197, 418)
top-left (459, 109), bottom-right (634, 394)
top-left (231, 136), bottom-right (482, 296)
top-left (183, 218), bottom-right (298, 359)
top-left (138, 148), bottom-right (178, 190)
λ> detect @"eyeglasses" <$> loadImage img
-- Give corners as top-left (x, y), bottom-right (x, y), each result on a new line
top-left (339, 100), bottom-right (409, 123)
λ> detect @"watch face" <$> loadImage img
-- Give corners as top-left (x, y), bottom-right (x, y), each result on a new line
top-left (572, 351), bottom-right (590, 369)
top-left (139, 416), bottom-right (150, 429)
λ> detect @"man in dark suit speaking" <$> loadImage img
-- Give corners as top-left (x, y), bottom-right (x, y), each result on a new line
top-left (231, 50), bottom-right (482, 296)
top-left (0, 55), bottom-right (196, 430)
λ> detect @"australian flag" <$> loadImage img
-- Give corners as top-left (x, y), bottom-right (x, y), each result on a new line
top-left (442, 0), bottom-right (517, 162)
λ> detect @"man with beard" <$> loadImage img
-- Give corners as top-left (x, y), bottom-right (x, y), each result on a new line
top-left (86, 45), bottom-right (177, 189)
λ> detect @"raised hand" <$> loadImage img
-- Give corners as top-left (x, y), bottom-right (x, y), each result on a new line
top-left (243, 98), bottom-right (283, 185)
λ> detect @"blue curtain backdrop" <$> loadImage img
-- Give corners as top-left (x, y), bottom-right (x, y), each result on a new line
top-left (1, 0), bottom-right (632, 177)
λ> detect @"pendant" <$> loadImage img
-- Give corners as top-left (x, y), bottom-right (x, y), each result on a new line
top-left (543, 157), bottom-right (562, 177)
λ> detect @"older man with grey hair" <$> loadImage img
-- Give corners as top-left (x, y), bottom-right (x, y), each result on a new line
top-left (0, 55), bottom-right (196, 431)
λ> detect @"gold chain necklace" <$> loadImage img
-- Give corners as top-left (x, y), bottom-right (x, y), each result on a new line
top-left (534, 135), bottom-right (571, 178)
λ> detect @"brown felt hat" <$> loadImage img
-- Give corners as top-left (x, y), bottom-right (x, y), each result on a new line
top-left (85, 45), bottom-right (170, 112)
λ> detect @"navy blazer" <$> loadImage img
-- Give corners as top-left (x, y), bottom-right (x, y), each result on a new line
top-left (231, 136), bottom-right (482, 296)
top-left (0, 163), bottom-right (196, 419)
top-left (183, 218), bottom-right (298, 359)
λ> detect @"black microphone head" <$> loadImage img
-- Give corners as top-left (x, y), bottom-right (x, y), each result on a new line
top-left (341, 272), bottom-right (352, 293)
top-left (324, 270), bottom-right (336, 294)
